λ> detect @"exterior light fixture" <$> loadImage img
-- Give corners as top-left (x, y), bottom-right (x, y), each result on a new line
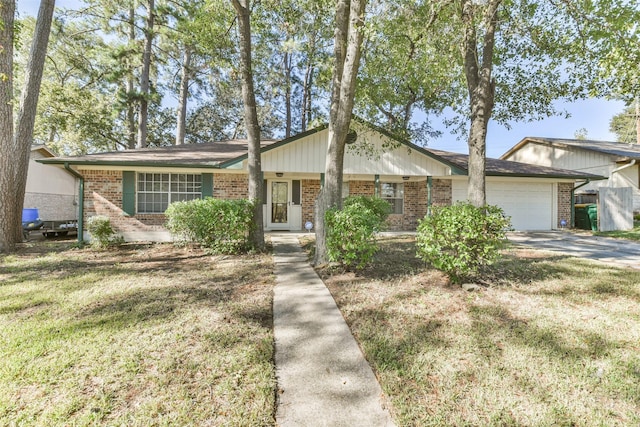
top-left (276, 172), bottom-right (283, 177)
top-left (402, 176), bottom-right (410, 181)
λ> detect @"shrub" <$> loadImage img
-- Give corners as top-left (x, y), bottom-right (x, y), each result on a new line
top-left (325, 196), bottom-right (391, 269)
top-left (416, 202), bottom-right (511, 284)
top-left (165, 198), bottom-right (255, 254)
top-left (86, 215), bottom-right (121, 248)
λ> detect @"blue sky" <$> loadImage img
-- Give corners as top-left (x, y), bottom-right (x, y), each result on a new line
top-left (19, 0), bottom-right (626, 158)
top-left (428, 98), bottom-right (626, 158)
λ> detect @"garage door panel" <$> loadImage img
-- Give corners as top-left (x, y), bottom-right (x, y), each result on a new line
top-left (452, 181), bottom-right (553, 231)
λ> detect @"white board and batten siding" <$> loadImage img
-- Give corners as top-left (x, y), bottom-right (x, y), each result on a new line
top-left (504, 142), bottom-right (613, 176)
top-left (452, 179), bottom-right (557, 231)
top-left (260, 129), bottom-right (451, 177)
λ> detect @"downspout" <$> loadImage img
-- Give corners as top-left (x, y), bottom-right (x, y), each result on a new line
top-left (64, 163), bottom-right (84, 244)
top-left (571, 179), bottom-right (591, 228)
top-left (427, 176), bottom-right (433, 216)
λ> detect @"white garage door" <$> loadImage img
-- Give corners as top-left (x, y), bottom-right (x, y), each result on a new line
top-left (452, 180), bottom-right (554, 231)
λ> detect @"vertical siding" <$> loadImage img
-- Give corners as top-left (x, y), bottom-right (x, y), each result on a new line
top-left (261, 129), bottom-right (450, 176)
top-left (507, 142), bottom-right (613, 175)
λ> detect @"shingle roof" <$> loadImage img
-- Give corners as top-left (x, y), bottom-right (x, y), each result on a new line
top-left (38, 127), bottom-right (605, 181)
top-left (501, 137), bottom-right (640, 161)
top-left (426, 148), bottom-right (604, 180)
top-left (39, 140), bottom-right (278, 168)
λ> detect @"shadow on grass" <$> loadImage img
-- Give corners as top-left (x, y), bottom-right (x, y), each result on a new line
top-left (469, 303), bottom-right (619, 360)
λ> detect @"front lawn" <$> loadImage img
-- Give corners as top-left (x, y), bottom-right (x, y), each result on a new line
top-left (0, 242), bottom-right (276, 426)
top-left (317, 236), bottom-right (640, 426)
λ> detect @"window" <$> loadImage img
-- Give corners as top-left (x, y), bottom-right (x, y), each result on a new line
top-left (137, 173), bottom-right (202, 213)
top-left (381, 182), bottom-right (404, 214)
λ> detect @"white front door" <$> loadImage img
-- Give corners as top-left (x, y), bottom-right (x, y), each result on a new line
top-left (269, 180), bottom-right (290, 229)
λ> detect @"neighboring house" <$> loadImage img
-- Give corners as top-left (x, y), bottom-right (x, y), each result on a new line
top-left (39, 123), bottom-right (603, 242)
top-left (501, 137), bottom-right (640, 213)
top-left (26, 145), bottom-right (78, 221)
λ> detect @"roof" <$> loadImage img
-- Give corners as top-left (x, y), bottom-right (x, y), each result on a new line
top-left (31, 144), bottom-right (56, 158)
top-left (428, 148), bottom-right (605, 180)
top-left (39, 139), bottom-right (278, 168)
top-left (501, 137), bottom-right (640, 162)
top-left (37, 125), bottom-right (605, 181)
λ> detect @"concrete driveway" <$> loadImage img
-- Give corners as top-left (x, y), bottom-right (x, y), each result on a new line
top-left (508, 231), bottom-right (640, 270)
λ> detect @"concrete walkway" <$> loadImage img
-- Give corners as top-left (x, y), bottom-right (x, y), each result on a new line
top-left (271, 234), bottom-right (394, 427)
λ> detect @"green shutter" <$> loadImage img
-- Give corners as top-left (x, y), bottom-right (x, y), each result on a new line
top-left (292, 180), bottom-right (301, 205)
top-left (374, 174), bottom-right (380, 197)
top-left (263, 179), bottom-right (268, 204)
top-left (202, 173), bottom-right (213, 198)
top-left (122, 171), bottom-right (136, 216)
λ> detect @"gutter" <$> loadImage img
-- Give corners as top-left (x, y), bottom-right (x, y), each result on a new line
top-left (610, 159), bottom-right (636, 180)
top-left (570, 179), bottom-right (591, 228)
top-left (64, 163), bottom-right (84, 244)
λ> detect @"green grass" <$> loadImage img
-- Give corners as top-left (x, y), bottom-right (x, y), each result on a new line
top-left (595, 221), bottom-right (640, 240)
top-left (317, 237), bottom-right (640, 426)
top-left (0, 241), bottom-right (276, 426)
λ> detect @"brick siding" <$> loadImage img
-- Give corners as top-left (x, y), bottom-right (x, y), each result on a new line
top-left (81, 170), bottom-right (455, 237)
top-left (302, 179), bottom-right (321, 225)
top-left (558, 182), bottom-right (573, 228)
top-left (432, 179), bottom-right (452, 206)
top-left (82, 169), bottom-right (166, 234)
top-left (213, 173), bottom-right (248, 199)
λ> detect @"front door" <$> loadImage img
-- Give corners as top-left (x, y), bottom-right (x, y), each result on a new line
top-left (269, 181), bottom-right (289, 228)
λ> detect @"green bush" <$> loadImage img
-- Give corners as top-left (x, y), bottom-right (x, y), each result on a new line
top-left (416, 202), bottom-right (511, 284)
top-left (86, 215), bottom-right (121, 248)
top-left (165, 198), bottom-right (255, 254)
top-left (325, 196), bottom-right (391, 269)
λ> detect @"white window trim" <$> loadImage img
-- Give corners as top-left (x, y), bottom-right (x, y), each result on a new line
top-left (136, 173), bottom-right (202, 214)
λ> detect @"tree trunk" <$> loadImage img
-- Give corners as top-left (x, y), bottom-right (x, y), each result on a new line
top-left (175, 47), bottom-right (192, 145)
top-left (636, 97), bottom-right (640, 144)
top-left (127, 1), bottom-right (136, 149)
top-left (0, 0), bottom-right (17, 252)
top-left (461, 0), bottom-right (499, 208)
top-left (301, 33), bottom-right (316, 132)
top-left (1, 0), bottom-right (55, 252)
top-left (284, 50), bottom-right (292, 138)
top-left (231, 0), bottom-right (264, 251)
top-left (314, 0), bottom-right (367, 265)
top-left (137, 0), bottom-right (154, 149)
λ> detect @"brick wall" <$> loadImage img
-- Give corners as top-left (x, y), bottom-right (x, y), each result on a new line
top-left (302, 179), bottom-right (321, 225)
top-left (348, 179), bottom-right (434, 231)
top-left (349, 180), bottom-right (375, 197)
top-left (82, 170), bottom-right (166, 235)
top-left (24, 193), bottom-right (77, 220)
top-left (213, 173), bottom-right (248, 199)
top-left (432, 179), bottom-right (452, 206)
top-left (81, 170), bottom-right (456, 237)
top-left (558, 182), bottom-right (573, 228)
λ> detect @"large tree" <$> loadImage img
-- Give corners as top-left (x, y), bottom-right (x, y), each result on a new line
top-left (0, 0), bottom-right (55, 252)
top-left (610, 102), bottom-right (640, 145)
top-left (0, 0), bottom-right (17, 251)
top-left (460, 0), bottom-right (499, 207)
top-left (230, 0), bottom-right (264, 250)
top-left (356, 0), bottom-right (457, 143)
top-left (314, 0), bottom-right (367, 265)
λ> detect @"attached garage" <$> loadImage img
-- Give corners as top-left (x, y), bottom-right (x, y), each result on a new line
top-left (452, 179), bottom-right (556, 231)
